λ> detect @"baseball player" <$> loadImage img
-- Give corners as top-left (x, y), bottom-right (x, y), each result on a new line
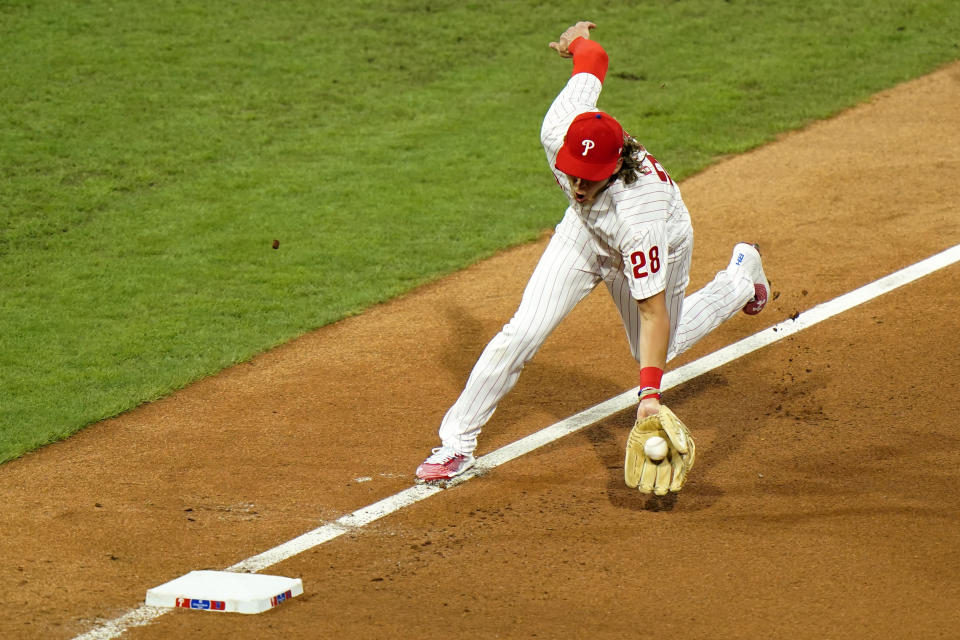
top-left (416, 21), bottom-right (770, 494)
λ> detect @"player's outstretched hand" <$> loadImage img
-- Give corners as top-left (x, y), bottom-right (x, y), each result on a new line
top-left (548, 21), bottom-right (596, 58)
top-left (625, 405), bottom-right (696, 496)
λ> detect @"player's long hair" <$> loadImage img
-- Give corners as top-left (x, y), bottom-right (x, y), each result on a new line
top-left (615, 134), bottom-right (645, 185)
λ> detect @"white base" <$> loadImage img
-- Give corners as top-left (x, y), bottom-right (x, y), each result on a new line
top-left (145, 570), bottom-right (303, 614)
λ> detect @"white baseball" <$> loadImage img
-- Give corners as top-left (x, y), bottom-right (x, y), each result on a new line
top-left (644, 436), bottom-right (669, 462)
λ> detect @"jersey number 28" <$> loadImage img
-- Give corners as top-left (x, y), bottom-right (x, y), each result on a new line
top-left (630, 246), bottom-right (661, 279)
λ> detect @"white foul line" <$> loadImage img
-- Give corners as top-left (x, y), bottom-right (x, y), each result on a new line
top-left (73, 243), bottom-right (960, 640)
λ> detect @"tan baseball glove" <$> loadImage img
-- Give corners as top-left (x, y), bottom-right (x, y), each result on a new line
top-left (624, 404), bottom-right (696, 495)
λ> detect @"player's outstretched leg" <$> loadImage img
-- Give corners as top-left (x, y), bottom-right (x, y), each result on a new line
top-left (415, 229), bottom-right (601, 482)
top-left (668, 242), bottom-right (770, 360)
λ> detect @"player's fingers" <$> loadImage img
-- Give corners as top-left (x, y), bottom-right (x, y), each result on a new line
top-left (624, 424), bottom-right (649, 488)
top-left (659, 407), bottom-right (691, 455)
top-left (623, 447), bottom-right (643, 489)
top-left (661, 424), bottom-right (688, 455)
top-left (624, 441), bottom-right (642, 488)
top-left (548, 42), bottom-right (572, 57)
top-left (653, 458), bottom-right (672, 496)
top-left (668, 449), bottom-right (688, 492)
top-left (685, 434), bottom-right (696, 472)
top-left (638, 458), bottom-right (658, 494)
top-left (669, 427), bottom-right (696, 492)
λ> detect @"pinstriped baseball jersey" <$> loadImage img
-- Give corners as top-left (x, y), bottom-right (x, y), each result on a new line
top-left (541, 72), bottom-right (693, 302)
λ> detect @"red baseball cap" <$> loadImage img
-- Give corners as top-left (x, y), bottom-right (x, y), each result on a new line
top-left (555, 111), bottom-right (624, 181)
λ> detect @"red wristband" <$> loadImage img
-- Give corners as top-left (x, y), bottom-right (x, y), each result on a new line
top-left (639, 367), bottom-right (663, 390)
top-left (569, 37), bottom-right (609, 83)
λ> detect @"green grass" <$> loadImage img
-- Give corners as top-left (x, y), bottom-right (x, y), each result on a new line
top-left (1, 0), bottom-right (958, 462)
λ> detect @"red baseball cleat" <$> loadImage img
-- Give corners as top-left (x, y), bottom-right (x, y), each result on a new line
top-left (416, 446), bottom-right (476, 482)
top-left (729, 243), bottom-right (771, 316)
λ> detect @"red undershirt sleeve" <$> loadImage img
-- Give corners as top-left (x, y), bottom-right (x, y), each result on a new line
top-left (568, 37), bottom-right (609, 84)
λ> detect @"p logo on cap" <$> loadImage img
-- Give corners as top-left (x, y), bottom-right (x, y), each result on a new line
top-left (556, 111), bottom-right (624, 181)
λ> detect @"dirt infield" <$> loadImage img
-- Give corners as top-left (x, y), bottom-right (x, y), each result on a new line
top-left (2, 62), bottom-right (959, 640)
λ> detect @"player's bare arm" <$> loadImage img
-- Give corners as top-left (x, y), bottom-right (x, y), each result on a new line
top-left (548, 20), bottom-right (596, 57)
top-left (636, 291), bottom-right (670, 420)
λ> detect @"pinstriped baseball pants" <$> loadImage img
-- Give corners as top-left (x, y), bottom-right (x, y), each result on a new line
top-left (438, 228), bottom-right (754, 455)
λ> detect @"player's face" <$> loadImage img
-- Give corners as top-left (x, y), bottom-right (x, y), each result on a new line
top-left (566, 174), bottom-right (610, 205)
top-left (565, 158), bottom-right (622, 205)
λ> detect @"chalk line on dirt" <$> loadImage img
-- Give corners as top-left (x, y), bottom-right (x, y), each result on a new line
top-left (73, 243), bottom-right (960, 640)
